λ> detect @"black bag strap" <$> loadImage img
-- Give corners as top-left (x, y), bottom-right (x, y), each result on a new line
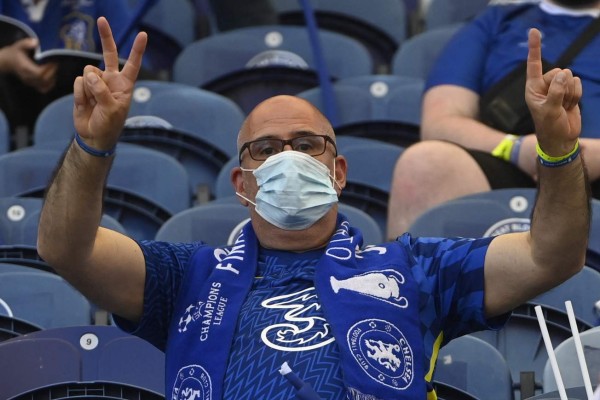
top-left (554, 15), bottom-right (600, 68)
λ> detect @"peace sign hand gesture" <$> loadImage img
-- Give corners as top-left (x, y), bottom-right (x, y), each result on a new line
top-left (525, 28), bottom-right (582, 157)
top-left (73, 17), bottom-right (147, 152)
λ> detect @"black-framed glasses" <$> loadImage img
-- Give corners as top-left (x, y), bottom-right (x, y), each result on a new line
top-left (239, 134), bottom-right (337, 163)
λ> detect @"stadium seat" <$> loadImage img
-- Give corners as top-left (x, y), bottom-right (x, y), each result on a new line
top-left (0, 325), bottom-right (165, 399)
top-left (156, 198), bottom-right (384, 246)
top-left (424, 0), bottom-right (489, 31)
top-left (0, 108), bottom-right (9, 154)
top-left (471, 303), bottom-right (589, 398)
top-left (0, 270), bottom-right (92, 328)
top-left (339, 141), bottom-right (404, 234)
top-left (408, 188), bottom-right (600, 271)
top-left (0, 314), bottom-right (41, 343)
top-left (297, 75), bottom-right (424, 147)
top-left (391, 23), bottom-right (464, 80)
top-left (543, 326), bottom-right (600, 393)
top-left (34, 83), bottom-right (245, 201)
top-left (172, 25), bottom-right (373, 113)
top-left (272, 0), bottom-right (407, 72)
top-left (0, 196), bottom-right (126, 246)
top-left (435, 334), bottom-right (514, 400)
top-left (0, 146), bottom-right (191, 240)
top-left (129, 0), bottom-right (196, 75)
top-left (122, 81), bottom-right (245, 200)
top-left (531, 266), bottom-right (600, 329)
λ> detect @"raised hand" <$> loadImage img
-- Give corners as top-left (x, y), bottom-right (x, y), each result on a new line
top-left (73, 17), bottom-right (147, 151)
top-left (525, 28), bottom-right (582, 157)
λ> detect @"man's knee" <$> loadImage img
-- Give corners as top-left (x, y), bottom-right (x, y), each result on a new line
top-left (392, 140), bottom-right (472, 183)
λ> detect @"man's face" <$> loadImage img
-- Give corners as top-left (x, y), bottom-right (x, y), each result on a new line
top-left (236, 96), bottom-right (341, 202)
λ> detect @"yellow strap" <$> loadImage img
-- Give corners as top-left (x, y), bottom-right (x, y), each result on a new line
top-left (536, 140), bottom-right (580, 163)
top-left (491, 134), bottom-right (517, 162)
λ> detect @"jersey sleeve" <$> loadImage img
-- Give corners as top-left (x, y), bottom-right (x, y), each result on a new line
top-left (113, 240), bottom-right (205, 351)
top-left (399, 234), bottom-right (509, 341)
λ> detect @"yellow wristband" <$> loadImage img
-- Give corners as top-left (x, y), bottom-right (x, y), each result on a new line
top-left (491, 134), bottom-right (517, 162)
top-left (536, 140), bottom-right (580, 163)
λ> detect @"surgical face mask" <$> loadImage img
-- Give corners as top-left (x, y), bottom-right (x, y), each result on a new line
top-left (237, 151), bottom-right (340, 230)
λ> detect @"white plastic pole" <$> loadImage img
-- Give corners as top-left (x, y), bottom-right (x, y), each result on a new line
top-left (535, 305), bottom-right (568, 400)
top-left (565, 300), bottom-right (594, 400)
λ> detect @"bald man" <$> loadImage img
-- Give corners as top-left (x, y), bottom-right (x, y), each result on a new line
top-left (38, 18), bottom-right (589, 400)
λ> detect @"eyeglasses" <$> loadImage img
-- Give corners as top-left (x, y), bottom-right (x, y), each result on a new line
top-left (238, 134), bottom-right (337, 163)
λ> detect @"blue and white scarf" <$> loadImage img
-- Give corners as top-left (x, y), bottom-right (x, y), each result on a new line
top-left (167, 216), bottom-right (425, 400)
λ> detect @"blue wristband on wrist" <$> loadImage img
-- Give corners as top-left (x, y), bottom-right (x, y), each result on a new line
top-left (74, 132), bottom-right (116, 157)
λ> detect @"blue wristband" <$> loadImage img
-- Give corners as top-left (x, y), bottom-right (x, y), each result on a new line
top-left (509, 136), bottom-right (524, 165)
top-left (537, 142), bottom-right (581, 168)
top-left (74, 133), bottom-right (116, 157)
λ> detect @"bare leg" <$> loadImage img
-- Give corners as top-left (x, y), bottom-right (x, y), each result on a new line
top-left (386, 140), bottom-right (491, 239)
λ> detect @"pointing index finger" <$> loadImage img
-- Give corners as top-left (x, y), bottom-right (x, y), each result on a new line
top-left (97, 17), bottom-right (120, 72)
top-left (527, 28), bottom-right (543, 82)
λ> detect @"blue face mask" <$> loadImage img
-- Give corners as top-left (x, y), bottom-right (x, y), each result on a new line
top-left (237, 151), bottom-right (339, 230)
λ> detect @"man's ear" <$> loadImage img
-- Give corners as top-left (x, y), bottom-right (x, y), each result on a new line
top-left (231, 167), bottom-right (248, 206)
top-left (334, 155), bottom-right (347, 195)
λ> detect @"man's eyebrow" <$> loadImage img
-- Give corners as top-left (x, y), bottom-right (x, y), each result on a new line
top-left (253, 130), bottom-right (321, 140)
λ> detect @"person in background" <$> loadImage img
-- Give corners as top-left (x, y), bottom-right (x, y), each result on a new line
top-left (387, 0), bottom-right (600, 239)
top-left (37, 17), bottom-right (589, 399)
top-left (0, 0), bottom-right (136, 147)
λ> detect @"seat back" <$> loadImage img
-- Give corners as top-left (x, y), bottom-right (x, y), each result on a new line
top-left (392, 23), bottom-right (464, 80)
top-left (297, 75), bottom-right (423, 146)
top-left (129, 0), bottom-right (196, 74)
top-left (409, 188), bottom-right (600, 270)
top-left (0, 270), bottom-right (92, 328)
top-left (340, 141), bottom-right (404, 234)
top-left (531, 266), bottom-right (600, 329)
top-left (172, 25), bottom-right (373, 113)
top-left (0, 325), bottom-right (165, 399)
top-left (156, 198), bottom-right (384, 245)
top-left (0, 313), bottom-right (41, 343)
top-left (435, 334), bottom-right (514, 400)
top-left (0, 146), bottom-right (191, 240)
top-left (272, 0), bottom-right (407, 72)
top-left (0, 108), bottom-right (9, 154)
top-left (425, 0), bottom-right (490, 31)
top-left (408, 188), bottom-right (537, 238)
top-left (471, 303), bottom-right (588, 398)
top-left (543, 325), bottom-right (600, 392)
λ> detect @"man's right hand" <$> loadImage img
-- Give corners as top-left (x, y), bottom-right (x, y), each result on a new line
top-left (73, 16), bottom-right (147, 152)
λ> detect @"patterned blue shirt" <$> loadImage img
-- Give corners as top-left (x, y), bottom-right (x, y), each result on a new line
top-left (115, 233), bottom-right (506, 399)
top-left (426, 3), bottom-right (600, 138)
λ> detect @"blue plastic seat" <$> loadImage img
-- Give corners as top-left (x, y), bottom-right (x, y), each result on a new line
top-left (297, 75), bottom-right (424, 147)
top-left (0, 146), bottom-right (191, 240)
top-left (543, 325), bottom-right (600, 393)
top-left (172, 25), bottom-right (373, 113)
top-left (272, 0), bottom-right (407, 72)
top-left (0, 108), bottom-right (9, 154)
top-left (129, 0), bottom-right (196, 74)
top-left (424, 0), bottom-right (489, 31)
top-left (0, 314), bottom-right (41, 343)
top-left (0, 270), bottom-right (92, 328)
top-left (471, 303), bottom-right (589, 398)
top-left (338, 141), bottom-right (404, 234)
top-left (157, 197), bottom-right (384, 246)
top-left (391, 23), bottom-right (464, 80)
top-left (0, 325), bottom-right (165, 399)
top-left (408, 188), bottom-right (600, 271)
top-left (435, 334), bottom-right (514, 400)
top-left (122, 81), bottom-right (245, 200)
